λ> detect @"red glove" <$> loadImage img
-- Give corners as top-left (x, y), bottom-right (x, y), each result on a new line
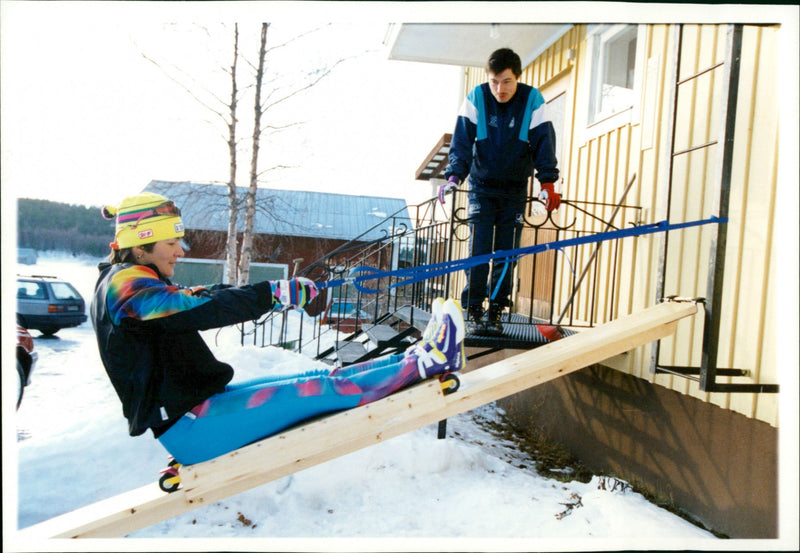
top-left (538, 182), bottom-right (561, 211)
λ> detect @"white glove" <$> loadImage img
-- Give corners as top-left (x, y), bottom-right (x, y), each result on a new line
top-left (438, 177), bottom-right (460, 204)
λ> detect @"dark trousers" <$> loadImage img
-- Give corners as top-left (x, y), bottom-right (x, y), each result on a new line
top-left (461, 186), bottom-right (526, 310)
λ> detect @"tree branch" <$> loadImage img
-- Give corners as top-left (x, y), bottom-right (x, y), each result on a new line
top-left (262, 53), bottom-right (357, 114)
top-left (140, 52), bottom-right (231, 123)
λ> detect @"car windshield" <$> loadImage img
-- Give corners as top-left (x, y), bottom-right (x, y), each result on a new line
top-left (50, 282), bottom-right (81, 300)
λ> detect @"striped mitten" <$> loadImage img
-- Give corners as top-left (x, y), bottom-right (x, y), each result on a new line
top-left (270, 277), bottom-right (318, 311)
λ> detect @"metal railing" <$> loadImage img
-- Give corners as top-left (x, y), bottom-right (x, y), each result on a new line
top-left (245, 189), bottom-right (643, 361)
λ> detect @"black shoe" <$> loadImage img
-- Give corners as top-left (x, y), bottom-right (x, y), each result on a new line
top-left (485, 304), bottom-right (504, 335)
top-left (466, 304), bottom-right (487, 335)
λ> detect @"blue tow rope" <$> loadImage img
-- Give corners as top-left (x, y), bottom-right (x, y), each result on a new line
top-left (317, 216), bottom-right (726, 294)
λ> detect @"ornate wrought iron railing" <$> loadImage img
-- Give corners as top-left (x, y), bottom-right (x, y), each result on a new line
top-left (245, 188), bottom-right (642, 361)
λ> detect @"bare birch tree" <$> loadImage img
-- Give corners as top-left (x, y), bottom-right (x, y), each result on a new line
top-left (142, 23), bottom-right (364, 285)
top-left (224, 23), bottom-right (240, 285)
top-left (140, 23), bottom-right (244, 284)
top-left (237, 22), bottom-right (268, 286)
top-left (235, 23), bottom-right (364, 284)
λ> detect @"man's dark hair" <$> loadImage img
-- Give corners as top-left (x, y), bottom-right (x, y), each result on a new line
top-left (487, 48), bottom-right (522, 77)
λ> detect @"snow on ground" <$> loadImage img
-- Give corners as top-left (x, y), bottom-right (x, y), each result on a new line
top-left (8, 252), bottom-right (718, 550)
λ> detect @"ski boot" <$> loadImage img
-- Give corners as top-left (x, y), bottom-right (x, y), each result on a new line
top-left (439, 299), bottom-right (466, 394)
top-left (466, 303), bottom-right (487, 335)
top-left (442, 299), bottom-right (466, 373)
top-left (421, 297), bottom-right (445, 341)
top-left (485, 303), bottom-right (504, 336)
top-left (408, 298), bottom-right (465, 391)
top-left (158, 456), bottom-right (182, 493)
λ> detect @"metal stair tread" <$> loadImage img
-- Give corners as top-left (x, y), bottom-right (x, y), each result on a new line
top-left (465, 312), bottom-right (577, 349)
top-left (364, 324), bottom-right (401, 345)
top-left (335, 340), bottom-right (369, 365)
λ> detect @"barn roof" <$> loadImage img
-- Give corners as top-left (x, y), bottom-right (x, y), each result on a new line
top-left (144, 181), bottom-right (411, 242)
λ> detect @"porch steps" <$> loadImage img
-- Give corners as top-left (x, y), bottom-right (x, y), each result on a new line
top-left (334, 340), bottom-right (369, 365)
top-left (333, 323), bottom-right (417, 366)
top-left (394, 305), bottom-right (575, 350)
top-left (330, 307), bottom-right (571, 366)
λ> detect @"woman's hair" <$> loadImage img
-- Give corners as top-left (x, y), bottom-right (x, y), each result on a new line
top-left (487, 48), bottom-right (522, 78)
top-left (109, 242), bottom-right (155, 264)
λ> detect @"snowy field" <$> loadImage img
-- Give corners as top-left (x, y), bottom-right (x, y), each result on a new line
top-left (6, 252), bottom-right (726, 550)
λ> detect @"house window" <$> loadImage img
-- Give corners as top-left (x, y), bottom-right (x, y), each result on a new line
top-left (589, 24), bottom-right (639, 125)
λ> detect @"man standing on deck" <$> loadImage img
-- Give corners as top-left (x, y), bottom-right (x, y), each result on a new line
top-left (440, 47), bottom-right (560, 335)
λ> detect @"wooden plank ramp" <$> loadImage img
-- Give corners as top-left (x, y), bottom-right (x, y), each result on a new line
top-left (18, 301), bottom-right (697, 539)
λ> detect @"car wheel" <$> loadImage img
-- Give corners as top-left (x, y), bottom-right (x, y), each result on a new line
top-left (16, 361), bottom-right (25, 409)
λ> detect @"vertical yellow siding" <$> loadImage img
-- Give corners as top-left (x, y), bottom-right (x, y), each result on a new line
top-left (457, 24), bottom-right (779, 426)
top-left (654, 25), bottom-right (779, 422)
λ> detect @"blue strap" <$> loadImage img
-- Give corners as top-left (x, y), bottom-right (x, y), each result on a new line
top-left (558, 248), bottom-right (577, 277)
top-left (490, 262), bottom-right (510, 301)
top-left (317, 216), bottom-right (726, 294)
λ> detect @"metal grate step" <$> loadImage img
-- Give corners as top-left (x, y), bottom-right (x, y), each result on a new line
top-left (465, 312), bottom-right (577, 349)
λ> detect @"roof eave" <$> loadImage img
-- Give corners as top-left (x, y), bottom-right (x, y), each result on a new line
top-left (386, 23), bottom-right (574, 69)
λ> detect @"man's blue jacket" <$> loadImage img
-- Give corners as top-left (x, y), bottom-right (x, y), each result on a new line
top-left (445, 82), bottom-right (559, 187)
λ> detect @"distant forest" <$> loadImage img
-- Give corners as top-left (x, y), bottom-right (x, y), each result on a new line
top-left (18, 198), bottom-right (115, 257)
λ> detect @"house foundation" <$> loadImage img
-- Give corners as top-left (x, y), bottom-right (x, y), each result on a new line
top-left (493, 362), bottom-right (778, 539)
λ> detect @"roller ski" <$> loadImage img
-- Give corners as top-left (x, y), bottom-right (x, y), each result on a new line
top-left (158, 456), bottom-right (182, 493)
top-left (408, 298), bottom-right (466, 395)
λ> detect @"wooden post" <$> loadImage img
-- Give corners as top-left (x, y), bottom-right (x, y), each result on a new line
top-left (17, 301), bottom-right (697, 540)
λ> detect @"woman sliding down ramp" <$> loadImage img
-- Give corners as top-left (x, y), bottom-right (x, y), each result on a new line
top-left (91, 192), bottom-right (465, 469)
top-left (158, 298), bottom-right (465, 465)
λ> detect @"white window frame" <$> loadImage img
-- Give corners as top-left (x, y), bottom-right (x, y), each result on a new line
top-left (175, 257), bottom-right (288, 286)
top-left (585, 24), bottom-right (645, 139)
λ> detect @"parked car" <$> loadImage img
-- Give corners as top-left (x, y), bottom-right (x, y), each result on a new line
top-left (16, 325), bottom-right (37, 409)
top-left (16, 275), bottom-right (88, 336)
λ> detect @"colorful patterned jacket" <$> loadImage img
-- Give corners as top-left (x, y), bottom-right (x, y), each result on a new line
top-left (91, 262), bottom-right (274, 437)
top-left (445, 82), bottom-right (559, 188)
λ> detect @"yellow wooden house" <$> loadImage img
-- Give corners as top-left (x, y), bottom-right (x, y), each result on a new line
top-left (389, 18), bottom-right (796, 540)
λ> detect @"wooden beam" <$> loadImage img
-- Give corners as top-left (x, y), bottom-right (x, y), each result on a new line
top-left (414, 133), bottom-right (452, 180)
top-left (18, 301), bottom-right (697, 540)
